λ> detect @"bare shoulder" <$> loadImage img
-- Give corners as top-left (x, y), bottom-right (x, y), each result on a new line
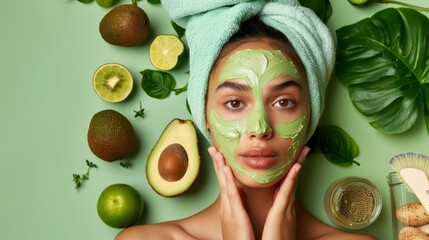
top-left (115, 202), bottom-right (220, 240)
top-left (115, 221), bottom-right (199, 240)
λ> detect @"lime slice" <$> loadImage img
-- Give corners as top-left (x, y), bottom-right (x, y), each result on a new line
top-left (348, 0), bottom-right (368, 5)
top-left (93, 63), bottom-right (133, 103)
top-left (149, 35), bottom-right (184, 71)
top-left (95, 0), bottom-right (118, 8)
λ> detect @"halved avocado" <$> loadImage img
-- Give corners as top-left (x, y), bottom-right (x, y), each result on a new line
top-left (146, 119), bottom-right (200, 197)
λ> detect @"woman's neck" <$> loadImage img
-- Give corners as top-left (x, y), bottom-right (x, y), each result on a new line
top-left (239, 183), bottom-right (278, 239)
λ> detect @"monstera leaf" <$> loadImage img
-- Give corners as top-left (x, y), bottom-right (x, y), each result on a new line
top-left (336, 8), bottom-right (429, 135)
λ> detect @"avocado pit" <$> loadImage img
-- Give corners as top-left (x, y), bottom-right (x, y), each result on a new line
top-left (158, 143), bottom-right (188, 182)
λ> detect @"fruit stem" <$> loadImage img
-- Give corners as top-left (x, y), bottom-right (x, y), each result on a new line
top-left (378, 0), bottom-right (429, 12)
top-left (132, 0), bottom-right (137, 5)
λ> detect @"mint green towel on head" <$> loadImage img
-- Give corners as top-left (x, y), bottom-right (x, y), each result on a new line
top-left (161, 0), bottom-right (335, 143)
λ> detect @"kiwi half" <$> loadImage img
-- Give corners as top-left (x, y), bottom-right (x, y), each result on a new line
top-left (93, 63), bottom-right (133, 103)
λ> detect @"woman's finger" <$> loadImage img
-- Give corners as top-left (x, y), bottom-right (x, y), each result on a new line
top-left (208, 146), bottom-right (224, 185)
top-left (272, 146), bottom-right (310, 212)
top-left (223, 164), bottom-right (244, 208)
top-left (208, 146), bottom-right (234, 211)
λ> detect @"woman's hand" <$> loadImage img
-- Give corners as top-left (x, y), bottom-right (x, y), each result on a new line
top-left (261, 146), bottom-right (310, 240)
top-left (208, 146), bottom-right (255, 240)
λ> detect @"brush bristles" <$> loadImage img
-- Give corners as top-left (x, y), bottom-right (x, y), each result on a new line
top-left (389, 152), bottom-right (429, 176)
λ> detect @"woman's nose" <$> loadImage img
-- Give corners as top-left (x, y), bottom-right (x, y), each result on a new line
top-left (249, 128), bottom-right (273, 139)
top-left (246, 108), bottom-right (273, 139)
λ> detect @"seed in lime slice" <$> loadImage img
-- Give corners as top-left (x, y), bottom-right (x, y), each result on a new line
top-left (149, 35), bottom-right (184, 71)
top-left (93, 63), bottom-right (133, 103)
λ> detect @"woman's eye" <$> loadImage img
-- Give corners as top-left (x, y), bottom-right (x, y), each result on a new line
top-left (274, 99), bottom-right (295, 109)
top-left (225, 99), bottom-right (244, 110)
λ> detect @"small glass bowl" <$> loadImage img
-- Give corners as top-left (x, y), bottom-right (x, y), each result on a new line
top-left (325, 176), bottom-right (382, 229)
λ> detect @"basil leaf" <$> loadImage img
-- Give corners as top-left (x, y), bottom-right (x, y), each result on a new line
top-left (316, 126), bottom-right (360, 166)
top-left (336, 8), bottom-right (429, 135)
top-left (141, 69), bottom-right (176, 99)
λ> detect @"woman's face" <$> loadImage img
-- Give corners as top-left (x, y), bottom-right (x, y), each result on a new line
top-left (206, 38), bottom-right (311, 187)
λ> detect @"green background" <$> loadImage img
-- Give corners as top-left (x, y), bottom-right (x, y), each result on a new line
top-left (1, 0), bottom-right (428, 239)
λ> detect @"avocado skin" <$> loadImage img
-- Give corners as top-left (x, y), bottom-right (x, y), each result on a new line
top-left (99, 4), bottom-right (150, 47)
top-left (87, 109), bottom-right (136, 162)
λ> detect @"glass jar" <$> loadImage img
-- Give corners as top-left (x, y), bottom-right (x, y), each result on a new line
top-left (387, 172), bottom-right (419, 240)
top-left (325, 176), bottom-right (382, 229)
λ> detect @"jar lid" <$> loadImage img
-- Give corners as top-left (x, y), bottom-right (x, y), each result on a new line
top-left (325, 177), bottom-right (383, 229)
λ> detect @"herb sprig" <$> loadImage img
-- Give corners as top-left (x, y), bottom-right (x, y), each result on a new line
top-left (72, 160), bottom-right (98, 190)
top-left (120, 160), bottom-right (132, 168)
top-left (134, 101), bottom-right (145, 118)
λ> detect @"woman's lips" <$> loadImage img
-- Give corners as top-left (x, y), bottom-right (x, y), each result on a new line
top-left (240, 149), bottom-right (278, 169)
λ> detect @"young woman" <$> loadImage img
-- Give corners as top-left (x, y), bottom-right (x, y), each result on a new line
top-left (115, 15), bottom-right (375, 240)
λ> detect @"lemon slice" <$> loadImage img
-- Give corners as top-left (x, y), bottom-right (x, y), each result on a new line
top-left (93, 63), bottom-right (133, 103)
top-left (149, 35), bottom-right (184, 71)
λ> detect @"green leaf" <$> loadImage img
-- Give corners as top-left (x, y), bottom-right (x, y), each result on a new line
top-left (141, 69), bottom-right (176, 99)
top-left (171, 21), bottom-right (186, 38)
top-left (424, 85), bottom-right (429, 135)
top-left (336, 8), bottom-right (429, 135)
top-left (299, 0), bottom-right (332, 22)
top-left (316, 126), bottom-right (360, 166)
top-left (148, 0), bottom-right (161, 4)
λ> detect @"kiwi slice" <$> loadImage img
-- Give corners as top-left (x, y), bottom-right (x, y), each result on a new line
top-left (93, 63), bottom-right (133, 103)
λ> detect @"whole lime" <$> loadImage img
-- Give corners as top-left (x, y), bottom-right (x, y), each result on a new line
top-left (97, 183), bottom-right (143, 228)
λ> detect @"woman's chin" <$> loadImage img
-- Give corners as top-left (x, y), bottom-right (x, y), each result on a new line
top-left (234, 171), bottom-right (283, 189)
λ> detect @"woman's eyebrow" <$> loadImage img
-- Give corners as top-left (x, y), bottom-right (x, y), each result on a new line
top-left (270, 79), bottom-right (302, 92)
top-left (216, 81), bottom-right (251, 92)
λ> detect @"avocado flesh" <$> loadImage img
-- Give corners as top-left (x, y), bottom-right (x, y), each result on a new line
top-left (146, 119), bottom-right (200, 197)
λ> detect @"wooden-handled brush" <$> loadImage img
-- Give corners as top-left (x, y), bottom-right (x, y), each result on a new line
top-left (389, 152), bottom-right (429, 215)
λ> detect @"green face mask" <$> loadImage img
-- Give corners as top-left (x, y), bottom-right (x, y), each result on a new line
top-left (209, 49), bottom-right (307, 184)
